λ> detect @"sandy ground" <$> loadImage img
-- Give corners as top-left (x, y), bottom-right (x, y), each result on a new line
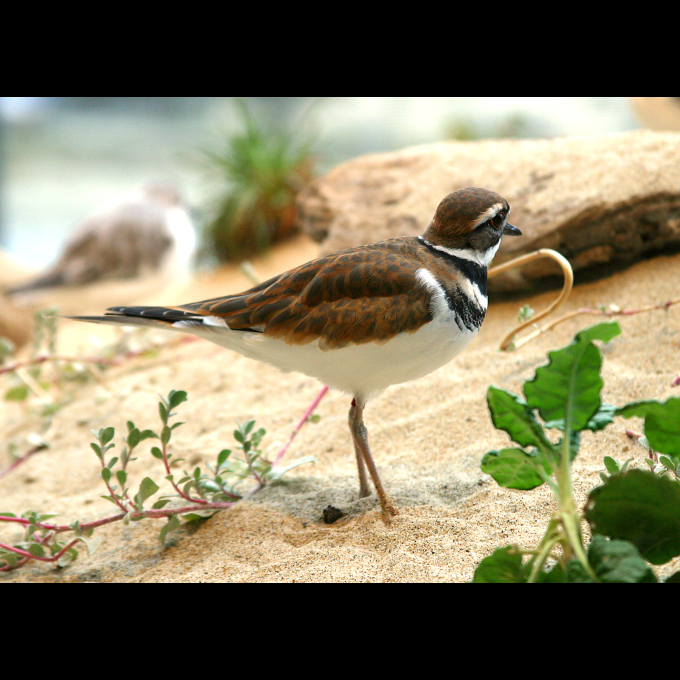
top-left (1, 234), bottom-right (679, 582)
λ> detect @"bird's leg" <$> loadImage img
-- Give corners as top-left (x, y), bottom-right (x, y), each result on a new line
top-left (349, 398), bottom-right (371, 498)
top-left (349, 397), bottom-right (398, 523)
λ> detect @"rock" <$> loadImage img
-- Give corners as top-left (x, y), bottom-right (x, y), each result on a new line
top-left (297, 130), bottom-right (680, 292)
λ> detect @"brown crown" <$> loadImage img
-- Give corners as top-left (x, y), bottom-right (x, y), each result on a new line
top-left (422, 187), bottom-right (509, 247)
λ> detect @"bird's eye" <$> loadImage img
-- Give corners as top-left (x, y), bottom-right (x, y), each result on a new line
top-left (490, 211), bottom-right (506, 229)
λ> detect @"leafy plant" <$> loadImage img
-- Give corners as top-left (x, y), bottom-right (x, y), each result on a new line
top-left (474, 321), bottom-right (680, 582)
top-left (0, 390), bottom-right (314, 572)
top-left (199, 97), bottom-right (316, 263)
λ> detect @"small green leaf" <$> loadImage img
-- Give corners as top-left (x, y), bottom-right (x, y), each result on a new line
top-left (167, 390), bottom-right (188, 410)
top-left (161, 426), bottom-right (172, 445)
top-left (134, 477), bottom-right (160, 508)
top-left (28, 543), bottom-right (46, 557)
top-left (116, 470), bottom-right (127, 487)
top-left (264, 455), bottom-right (316, 483)
top-left (603, 456), bottom-right (620, 475)
top-left (481, 448), bottom-right (549, 490)
top-left (586, 469), bottom-right (680, 565)
top-left (487, 386), bottom-right (555, 454)
top-left (5, 385), bottom-right (29, 401)
top-left (101, 467), bottom-right (111, 484)
top-left (586, 402), bottom-right (617, 432)
top-left (659, 455), bottom-right (678, 472)
top-left (159, 514), bottom-right (180, 544)
top-left (75, 535), bottom-right (102, 556)
top-left (473, 546), bottom-right (527, 583)
top-left (96, 427), bottom-right (115, 446)
top-left (0, 550), bottom-right (19, 568)
top-left (151, 446), bottom-right (164, 460)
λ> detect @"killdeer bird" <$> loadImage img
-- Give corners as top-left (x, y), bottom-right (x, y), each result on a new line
top-left (68, 187), bottom-right (520, 522)
top-left (7, 181), bottom-right (196, 298)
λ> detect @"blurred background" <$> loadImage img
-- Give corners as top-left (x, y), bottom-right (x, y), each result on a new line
top-left (2, 96), bottom-right (670, 273)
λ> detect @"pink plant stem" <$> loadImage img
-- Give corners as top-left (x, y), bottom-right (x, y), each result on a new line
top-left (273, 385), bottom-right (328, 466)
top-left (0, 444), bottom-right (46, 479)
top-left (0, 538), bottom-right (79, 563)
top-left (0, 500), bottom-right (236, 538)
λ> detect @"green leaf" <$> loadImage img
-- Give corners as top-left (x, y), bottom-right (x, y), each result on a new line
top-left (567, 535), bottom-right (657, 583)
top-left (75, 535), bottom-right (102, 556)
top-left (0, 550), bottom-right (19, 568)
top-left (151, 446), bottom-right (164, 460)
top-left (217, 449), bottom-right (231, 467)
top-left (134, 477), bottom-right (160, 508)
top-left (116, 470), bottom-right (127, 487)
top-left (617, 397), bottom-right (680, 458)
top-left (574, 321), bottom-right (622, 345)
top-left (659, 455), bottom-right (678, 472)
top-left (28, 543), bottom-right (46, 557)
top-left (101, 467), bottom-right (111, 484)
top-left (486, 386), bottom-right (555, 454)
top-left (95, 427), bottom-right (115, 446)
top-left (586, 402), bottom-right (617, 432)
top-left (264, 455), bottom-right (316, 483)
top-left (603, 456), bottom-right (621, 475)
top-left (473, 546), bottom-right (527, 582)
top-left (481, 448), bottom-right (549, 490)
top-left (586, 469), bottom-right (680, 564)
top-left (159, 514), bottom-right (180, 544)
top-left (160, 425), bottom-right (172, 445)
top-left (524, 322), bottom-right (620, 433)
top-left (126, 427), bottom-right (158, 450)
top-left (5, 385), bottom-right (29, 401)
top-left (167, 390), bottom-right (188, 410)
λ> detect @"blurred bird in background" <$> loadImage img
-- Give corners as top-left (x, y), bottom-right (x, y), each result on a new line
top-left (5, 180), bottom-right (196, 304)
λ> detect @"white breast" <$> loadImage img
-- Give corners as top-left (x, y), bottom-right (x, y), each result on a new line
top-left (174, 267), bottom-right (480, 400)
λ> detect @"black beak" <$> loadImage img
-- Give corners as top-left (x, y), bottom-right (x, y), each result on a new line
top-left (503, 223), bottom-right (521, 236)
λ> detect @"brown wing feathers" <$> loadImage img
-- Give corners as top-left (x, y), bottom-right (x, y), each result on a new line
top-left (171, 239), bottom-right (434, 349)
top-left (98, 239), bottom-right (434, 349)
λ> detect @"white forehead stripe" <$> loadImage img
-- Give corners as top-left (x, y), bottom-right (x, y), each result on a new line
top-left (473, 202), bottom-right (504, 228)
